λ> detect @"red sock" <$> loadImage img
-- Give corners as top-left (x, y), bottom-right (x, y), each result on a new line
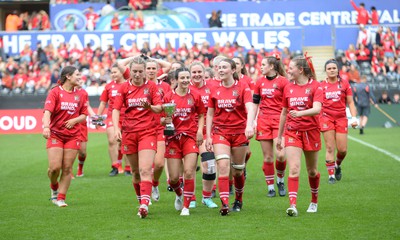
top-left (262, 162), bottom-right (275, 185)
top-left (191, 194), bottom-right (196, 201)
top-left (309, 173), bottom-right (320, 204)
top-left (125, 165), bottom-right (131, 172)
top-left (170, 180), bottom-right (182, 196)
top-left (202, 190), bottom-right (212, 199)
top-left (245, 151), bottom-right (252, 163)
top-left (50, 182), bottom-right (59, 191)
top-left (275, 159), bottom-right (286, 178)
top-left (152, 180), bottom-right (159, 187)
top-left (336, 153), bottom-right (346, 166)
top-left (234, 173), bottom-right (245, 202)
top-left (212, 184), bottom-right (217, 191)
top-left (183, 179), bottom-right (194, 208)
top-left (325, 161), bottom-right (335, 176)
top-left (139, 181), bottom-right (152, 206)
top-left (179, 176), bottom-right (183, 185)
top-left (117, 150), bottom-right (123, 161)
top-left (111, 163), bottom-right (119, 169)
top-left (78, 155), bottom-right (86, 170)
top-left (288, 177), bottom-right (299, 206)
top-left (57, 193), bottom-right (66, 201)
top-left (133, 183), bottom-right (141, 203)
top-left (218, 176), bottom-right (229, 205)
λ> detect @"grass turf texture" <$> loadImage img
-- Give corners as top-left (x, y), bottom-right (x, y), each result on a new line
top-left (0, 128), bottom-right (399, 239)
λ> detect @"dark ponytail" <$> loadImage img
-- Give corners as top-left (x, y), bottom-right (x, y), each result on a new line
top-left (60, 66), bottom-right (77, 85)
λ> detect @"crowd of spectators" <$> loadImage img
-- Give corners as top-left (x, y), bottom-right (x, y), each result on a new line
top-left (335, 25), bottom-right (400, 101)
top-left (0, 40), bottom-right (298, 96)
top-left (5, 10), bottom-right (50, 32)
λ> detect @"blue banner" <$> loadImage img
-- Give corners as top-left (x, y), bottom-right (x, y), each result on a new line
top-left (1, 27), bottom-right (303, 56)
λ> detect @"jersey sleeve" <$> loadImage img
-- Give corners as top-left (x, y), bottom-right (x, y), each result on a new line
top-left (99, 86), bottom-right (109, 102)
top-left (242, 82), bottom-right (252, 104)
top-left (207, 91), bottom-right (215, 109)
top-left (151, 83), bottom-right (162, 105)
top-left (44, 89), bottom-right (57, 113)
top-left (123, 67), bottom-right (130, 80)
top-left (113, 85), bottom-right (124, 111)
top-left (195, 92), bottom-right (206, 114)
top-left (313, 84), bottom-right (323, 103)
top-left (282, 86), bottom-right (288, 108)
top-left (79, 92), bottom-right (89, 116)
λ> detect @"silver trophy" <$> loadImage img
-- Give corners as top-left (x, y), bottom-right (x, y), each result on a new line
top-left (163, 103), bottom-right (176, 136)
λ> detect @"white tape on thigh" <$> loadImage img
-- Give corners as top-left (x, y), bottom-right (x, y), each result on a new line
top-left (215, 154), bottom-right (230, 161)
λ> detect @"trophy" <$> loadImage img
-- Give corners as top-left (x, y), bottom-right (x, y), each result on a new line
top-left (163, 103), bottom-right (176, 136)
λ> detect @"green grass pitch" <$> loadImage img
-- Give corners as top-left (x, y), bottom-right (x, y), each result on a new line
top-left (0, 128), bottom-right (399, 239)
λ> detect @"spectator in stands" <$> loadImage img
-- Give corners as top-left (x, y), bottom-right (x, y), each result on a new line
top-left (375, 26), bottom-right (383, 47)
top-left (378, 90), bottom-right (392, 104)
top-left (356, 43), bottom-right (370, 65)
top-left (85, 6), bottom-right (99, 31)
top-left (369, 6), bottom-right (379, 25)
top-left (0, 36), bottom-right (5, 60)
top-left (110, 13), bottom-right (121, 30)
top-left (371, 57), bottom-right (386, 76)
top-left (339, 65), bottom-right (351, 82)
top-left (357, 24), bottom-right (370, 47)
top-left (386, 57), bottom-right (397, 79)
top-left (393, 93), bottom-right (399, 104)
top-left (1, 72), bottom-right (13, 92)
top-left (350, 0), bottom-right (369, 25)
top-left (13, 68), bottom-right (27, 93)
top-left (50, 68), bottom-right (60, 89)
top-left (101, 0), bottom-right (115, 16)
top-left (125, 12), bottom-right (137, 30)
top-left (20, 43), bottom-right (32, 64)
top-left (208, 10), bottom-right (222, 28)
top-left (5, 10), bottom-right (22, 32)
top-left (382, 36), bottom-right (396, 58)
top-left (30, 12), bottom-right (42, 30)
top-left (345, 44), bottom-right (358, 68)
top-left (5, 57), bottom-right (18, 75)
top-left (0, 56), bottom-right (5, 73)
top-left (35, 42), bottom-right (49, 66)
top-left (64, 14), bottom-right (76, 31)
top-left (348, 64), bottom-right (360, 83)
top-left (128, 0), bottom-right (151, 10)
top-left (19, 12), bottom-right (29, 31)
top-left (40, 11), bottom-right (51, 30)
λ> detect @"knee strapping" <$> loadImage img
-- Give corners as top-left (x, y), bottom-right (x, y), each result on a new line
top-left (215, 154), bottom-right (230, 161)
top-left (202, 173), bottom-right (216, 180)
top-left (231, 163), bottom-right (246, 170)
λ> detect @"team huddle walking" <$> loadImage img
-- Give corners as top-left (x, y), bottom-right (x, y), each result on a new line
top-left (42, 54), bottom-right (358, 217)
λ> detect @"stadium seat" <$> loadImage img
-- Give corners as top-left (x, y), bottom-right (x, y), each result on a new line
top-left (376, 82), bottom-right (388, 90)
top-left (36, 87), bottom-right (47, 95)
top-left (361, 68), bottom-right (372, 76)
top-left (366, 75), bottom-right (373, 82)
top-left (24, 86), bottom-right (35, 95)
top-left (375, 74), bottom-right (386, 82)
top-left (388, 81), bottom-right (399, 90)
top-left (387, 75), bottom-right (397, 82)
top-left (0, 88), bottom-right (11, 95)
top-left (12, 88), bottom-right (23, 95)
top-left (360, 61), bottom-right (371, 69)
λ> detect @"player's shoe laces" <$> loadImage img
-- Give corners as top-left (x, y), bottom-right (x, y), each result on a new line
top-left (307, 202), bottom-right (318, 213)
top-left (76, 168), bottom-right (84, 177)
top-left (55, 200), bottom-right (68, 207)
top-left (202, 198), bottom-right (218, 208)
top-left (277, 182), bottom-right (286, 197)
top-left (286, 205), bottom-right (298, 217)
top-left (328, 176), bottom-right (336, 184)
top-left (189, 200), bottom-right (196, 208)
top-left (231, 199), bottom-right (242, 212)
top-left (109, 167), bottom-right (118, 177)
top-left (267, 189), bottom-right (276, 197)
top-left (151, 186), bottom-right (160, 202)
top-left (335, 166), bottom-right (342, 181)
top-left (174, 195), bottom-right (183, 211)
top-left (138, 204), bottom-right (148, 219)
top-left (180, 207), bottom-right (190, 216)
top-left (50, 189), bottom-right (58, 203)
top-left (220, 204), bottom-right (230, 216)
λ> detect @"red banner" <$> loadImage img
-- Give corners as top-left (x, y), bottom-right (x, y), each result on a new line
top-left (0, 109), bottom-right (106, 134)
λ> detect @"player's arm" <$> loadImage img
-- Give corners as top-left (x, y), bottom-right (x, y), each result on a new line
top-left (196, 113), bottom-right (205, 146)
top-left (245, 102), bottom-right (255, 139)
top-left (276, 107), bottom-right (287, 151)
top-left (205, 107), bottom-right (214, 152)
top-left (42, 110), bottom-right (51, 139)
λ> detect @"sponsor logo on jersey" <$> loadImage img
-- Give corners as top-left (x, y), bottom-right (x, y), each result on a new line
top-left (74, 95), bottom-right (80, 101)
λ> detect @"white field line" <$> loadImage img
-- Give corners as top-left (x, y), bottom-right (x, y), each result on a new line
top-left (348, 136), bottom-right (400, 162)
